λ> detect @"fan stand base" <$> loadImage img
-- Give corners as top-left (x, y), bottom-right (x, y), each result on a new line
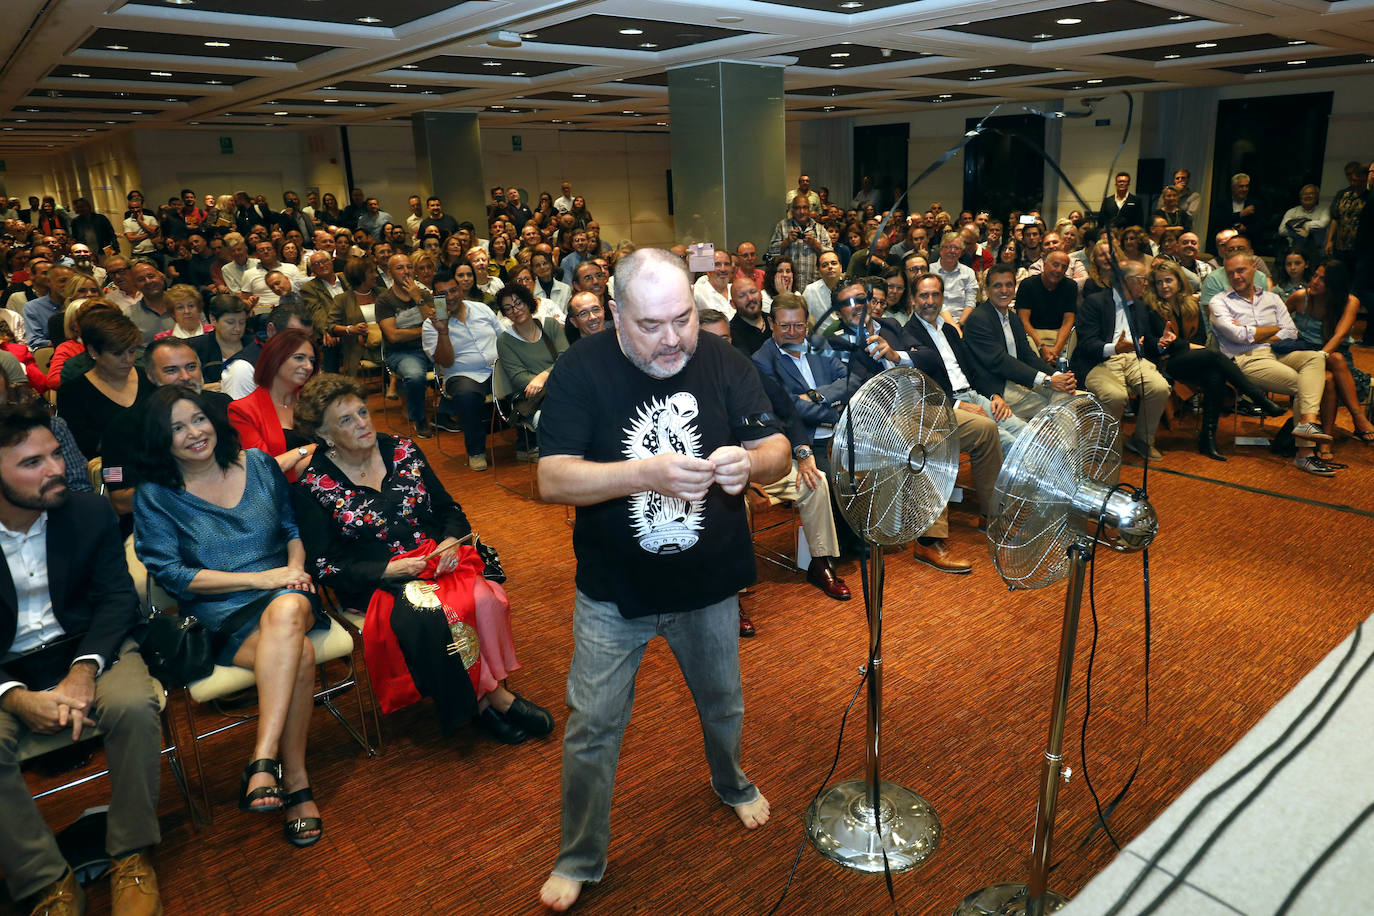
top-left (953, 882), bottom-right (1069, 915)
top-left (805, 779), bottom-right (941, 873)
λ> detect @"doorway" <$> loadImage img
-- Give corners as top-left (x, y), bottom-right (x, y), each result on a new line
top-left (852, 123), bottom-right (909, 213)
top-left (963, 114), bottom-right (1046, 221)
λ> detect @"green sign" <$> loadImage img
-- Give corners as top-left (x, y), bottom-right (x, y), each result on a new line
top-left (219, 136), bottom-right (234, 155)
top-left (512, 135), bottom-right (522, 152)
top-left (0, 160), bottom-right (6, 172)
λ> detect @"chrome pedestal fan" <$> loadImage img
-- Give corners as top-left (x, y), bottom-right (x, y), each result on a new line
top-left (955, 394), bottom-right (1157, 916)
top-left (805, 368), bottom-right (958, 873)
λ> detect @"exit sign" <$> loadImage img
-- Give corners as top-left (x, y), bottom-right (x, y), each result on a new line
top-left (512, 135), bottom-right (522, 152)
top-left (219, 136), bottom-right (234, 155)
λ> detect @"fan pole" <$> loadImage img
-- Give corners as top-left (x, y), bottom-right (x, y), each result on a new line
top-left (954, 543), bottom-right (1088, 916)
top-left (805, 544), bottom-right (942, 873)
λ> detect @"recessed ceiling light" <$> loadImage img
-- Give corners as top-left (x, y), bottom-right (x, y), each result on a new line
top-left (1056, 18), bottom-right (1081, 25)
top-left (204, 41), bottom-right (230, 47)
top-left (717, 15), bottom-right (742, 23)
top-left (656, 121), bottom-right (667, 125)
top-left (490, 104), bottom-right (504, 108)
top-left (421, 89), bottom-right (436, 94)
top-left (520, 32), bottom-right (537, 39)
top-left (273, 110), bottom-right (289, 115)
top-left (639, 42), bottom-right (658, 48)
top-left (1287, 59), bottom-right (1306, 65)
top-left (1033, 32), bottom-right (1052, 39)
top-left (980, 67), bottom-right (997, 73)
top-left (510, 71), bottom-right (526, 76)
top-left (106, 44), bottom-right (132, 51)
top-left (15, 119), bottom-right (27, 123)
top-left (1169, 14), bottom-right (1189, 20)
top-left (264, 55), bottom-right (284, 61)
top-left (823, 105), bottom-right (836, 110)
top-left (839, 1), bottom-right (864, 8)
top-left (2, 128), bottom-right (12, 131)
top-left (829, 63), bottom-right (845, 68)
top-left (26, 107), bottom-right (39, 112)
top-left (969, 76), bottom-right (982, 80)
top-left (73, 72), bottom-right (90, 77)
top-left (389, 83), bottom-right (408, 88)
top-left (323, 98), bottom-right (339, 102)
top-left (150, 71), bottom-right (173, 77)
top-left (354, 102), bottom-right (368, 107)
top-left (831, 52), bottom-right (850, 58)
top-left (1163, 53), bottom-right (1181, 59)
top-left (105, 120), bottom-right (116, 124)
top-left (85, 128), bottom-right (97, 131)
top-left (956, 20), bottom-right (971, 25)
top-left (572, 93), bottom-right (587, 98)
top-left (482, 60), bottom-right (502, 66)
top-left (1287, 40), bottom-right (1307, 45)
top-left (130, 111), bottom-right (143, 115)
top-left (1194, 42), bottom-right (1217, 49)
top-left (619, 28), bottom-right (643, 35)
top-left (939, 93), bottom-right (952, 98)
top-left (400, 64), bottom-right (418, 69)
top-left (357, 16), bottom-right (381, 23)
top-left (165, 0), bottom-right (194, 6)
top-left (622, 109), bottom-right (634, 114)
top-left (206, 79), bottom-right (222, 84)
top-left (1087, 78), bottom-right (1103, 83)
top-left (165, 97), bottom-right (178, 101)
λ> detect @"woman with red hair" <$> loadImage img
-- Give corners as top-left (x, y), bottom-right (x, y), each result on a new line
top-left (228, 327), bottom-right (320, 481)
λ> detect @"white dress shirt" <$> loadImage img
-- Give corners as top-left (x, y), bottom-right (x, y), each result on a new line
top-left (935, 262), bottom-right (978, 319)
top-left (782, 350), bottom-right (833, 440)
top-left (1208, 286), bottom-right (1299, 359)
top-left (692, 275), bottom-right (734, 320)
top-left (916, 315), bottom-right (972, 397)
top-left (997, 308), bottom-right (1049, 387)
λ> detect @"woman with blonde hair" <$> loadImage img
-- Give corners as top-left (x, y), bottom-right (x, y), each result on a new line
top-left (1144, 259), bottom-right (1282, 460)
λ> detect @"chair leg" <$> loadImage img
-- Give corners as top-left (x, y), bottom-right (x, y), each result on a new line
top-left (178, 689), bottom-right (214, 825)
top-left (159, 705), bottom-right (205, 827)
top-left (316, 658), bottom-right (374, 757)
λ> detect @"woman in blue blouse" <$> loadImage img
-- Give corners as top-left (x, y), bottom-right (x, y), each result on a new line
top-left (133, 386), bottom-right (328, 847)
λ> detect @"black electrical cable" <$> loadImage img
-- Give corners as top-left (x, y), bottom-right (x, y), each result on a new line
top-left (1101, 621), bottom-right (1368, 916)
top-left (1273, 799), bottom-right (1374, 915)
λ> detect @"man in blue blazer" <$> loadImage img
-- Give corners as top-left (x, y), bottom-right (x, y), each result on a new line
top-left (0, 402), bottom-right (163, 916)
top-left (1070, 262), bottom-right (1173, 461)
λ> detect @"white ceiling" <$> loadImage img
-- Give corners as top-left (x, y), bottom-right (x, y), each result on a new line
top-left (2, 0), bottom-right (1373, 155)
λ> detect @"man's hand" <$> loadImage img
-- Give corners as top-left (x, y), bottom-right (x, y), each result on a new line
top-left (990, 395), bottom-right (1012, 422)
top-left (706, 446), bottom-right (752, 495)
top-left (797, 454), bottom-right (822, 491)
top-left (54, 664), bottom-right (97, 740)
top-left (957, 401), bottom-right (988, 417)
top-left (1114, 330), bottom-right (1134, 354)
top-left (4, 688), bottom-right (96, 737)
top-left (322, 332), bottom-right (338, 347)
top-left (866, 333), bottom-right (898, 362)
top-left (1039, 344), bottom-right (1056, 363)
top-left (645, 453), bottom-right (716, 501)
top-left (420, 302), bottom-right (438, 324)
top-left (1050, 371), bottom-right (1076, 392)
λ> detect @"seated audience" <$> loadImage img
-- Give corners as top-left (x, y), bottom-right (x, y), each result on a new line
top-left (0, 401), bottom-right (164, 916)
top-left (291, 374), bottom-right (554, 743)
top-left (375, 254), bottom-right (436, 438)
top-left (227, 328), bottom-right (320, 481)
top-left (56, 311), bottom-right (151, 458)
top-left (0, 320), bottom-right (50, 393)
top-left (153, 283), bottom-right (213, 340)
top-left (134, 387), bottom-right (327, 848)
top-left (496, 283), bottom-right (567, 462)
top-left (1072, 262), bottom-right (1172, 462)
top-left (1145, 260), bottom-right (1284, 461)
top-left (1016, 251), bottom-right (1078, 367)
top-left (422, 271), bottom-right (500, 469)
top-left (326, 258), bottom-right (380, 377)
top-left (563, 290), bottom-right (608, 345)
top-left (727, 274), bottom-right (771, 358)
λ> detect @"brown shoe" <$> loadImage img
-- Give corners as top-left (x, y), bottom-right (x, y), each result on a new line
top-left (912, 538), bottom-right (972, 574)
top-left (110, 853), bottom-right (162, 916)
top-left (30, 869), bottom-right (85, 916)
top-left (806, 558), bottom-right (852, 600)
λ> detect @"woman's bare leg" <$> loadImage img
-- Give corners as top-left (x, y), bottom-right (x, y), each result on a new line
top-left (232, 594), bottom-right (312, 806)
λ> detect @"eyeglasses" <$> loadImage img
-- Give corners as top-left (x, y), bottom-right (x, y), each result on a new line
top-left (500, 301), bottom-right (528, 314)
top-left (572, 307), bottom-right (603, 320)
top-left (775, 321), bottom-right (808, 332)
top-left (839, 296), bottom-right (869, 308)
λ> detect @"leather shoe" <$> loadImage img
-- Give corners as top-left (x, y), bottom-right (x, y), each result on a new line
top-left (503, 695), bottom-right (555, 738)
top-left (806, 558), bottom-right (852, 600)
top-left (30, 869), bottom-right (85, 916)
top-left (1124, 438), bottom-right (1163, 462)
top-left (912, 539), bottom-right (972, 574)
top-left (738, 610), bottom-right (756, 638)
top-left (476, 705), bottom-right (529, 744)
top-left (110, 853), bottom-right (160, 916)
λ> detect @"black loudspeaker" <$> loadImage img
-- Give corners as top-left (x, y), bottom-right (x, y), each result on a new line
top-left (1136, 157), bottom-right (1166, 194)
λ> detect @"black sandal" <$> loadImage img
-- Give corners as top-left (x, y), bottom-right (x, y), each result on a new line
top-left (238, 759), bottom-right (284, 812)
top-left (282, 787), bottom-right (324, 848)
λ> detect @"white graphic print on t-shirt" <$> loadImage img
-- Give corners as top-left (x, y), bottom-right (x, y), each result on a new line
top-left (621, 391), bottom-right (705, 554)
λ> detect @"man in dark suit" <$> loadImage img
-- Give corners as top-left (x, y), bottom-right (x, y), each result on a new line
top-left (1070, 262), bottom-right (1173, 462)
top-left (0, 402), bottom-right (163, 916)
top-left (1208, 172), bottom-right (1265, 246)
top-left (964, 263), bottom-right (1078, 421)
top-left (1099, 171), bottom-right (1144, 229)
top-left (885, 273), bottom-right (1006, 573)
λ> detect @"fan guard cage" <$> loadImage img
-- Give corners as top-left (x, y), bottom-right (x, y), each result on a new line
top-left (986, 394), bottom-right (1120, 590)
top-left (829, 368), bottom-right (959, 547)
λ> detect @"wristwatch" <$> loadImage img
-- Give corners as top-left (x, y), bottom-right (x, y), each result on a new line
top-left (793, 445), bottom-right (813, 460)
top-left (1041, 374), bottom-right (1054, 389)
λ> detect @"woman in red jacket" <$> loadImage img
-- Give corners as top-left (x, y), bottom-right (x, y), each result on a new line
top-left (228, 328), bottom-right (320, 481)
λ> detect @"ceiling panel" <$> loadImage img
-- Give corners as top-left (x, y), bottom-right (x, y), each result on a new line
top-left (791, 43), bottom-right (928, 69)
top-left (947, 0), bottom-right (1201, 43)
top-left (49, 64), bottom-right (253, 85)
top-left (521, 15), bottom-right (750, 51)
top-left (116, 0), bottom-right (463, 27)
top-left (915, 63), bottom-right (1059, 82)
top-left (1114, 33), bottom-right (1300, 61)
top-left (405, 56), bottom-right (573, 78)
top-left (81, 28), bottom-right (327, 63)
top-left (1036, 75), bottom-right (1159, 90)
top-left (1216, 52), bottom-right (1374, 75)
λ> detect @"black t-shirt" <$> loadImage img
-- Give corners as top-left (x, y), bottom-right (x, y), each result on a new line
top-left (102, 390), bottom-right (231, 497)
top-left (417, 215), bottom-right (459, 240)
top-left (1016, 275), bottom-right (1077, 330)
top-left (539, 330), bottom-right (780, 617)
top-left (374, 287), bottom-right (430, 354)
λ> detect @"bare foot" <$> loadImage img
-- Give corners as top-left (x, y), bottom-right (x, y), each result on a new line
top-left (540, 874), bottom-right (581, 911)
top-left (734, 794), bottom-right (770, 829)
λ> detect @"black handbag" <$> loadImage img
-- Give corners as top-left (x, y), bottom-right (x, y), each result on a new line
top-left (472, 535), bottom-right (506, 583)
top-left (139, 613), bottom-right (214, 687)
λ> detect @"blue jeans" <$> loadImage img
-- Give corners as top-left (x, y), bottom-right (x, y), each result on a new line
top-left (552, 590), bottom-right (758, 883)
top-left (385, 349), bottom-right (432, 424)
top-left (961, 389), bottom-right (1027, 454)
